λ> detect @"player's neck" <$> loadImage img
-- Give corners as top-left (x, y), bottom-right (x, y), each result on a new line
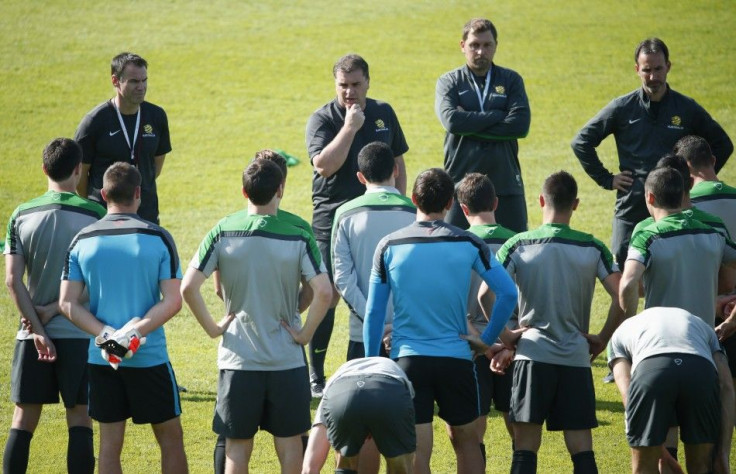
top-left (114, 95), bottom-right (140, 115)
top-left (416, 210), bottom-right (446, 222)
top-left (692, 169), bottom-right (718, 183)
top-left (47, 178), bottom-right (76, 194)
top-left (651, 207), bottom-right (681, 222)
top-left (466, 212), bottom-right (496, 227)
top-left (247, 201), bottom-right (278, 216)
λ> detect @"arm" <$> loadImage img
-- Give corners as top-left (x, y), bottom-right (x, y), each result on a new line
top-left (76, 163), bottom-right (92, 198)
top-left (332, 222), bottom-right (368, 319)
top-left (154, 154), bottom-right (166, 178)
top-left (611, 358), bottom-right (632, 406)
top-left (283, 273), bottom-right (332, 345)
top-left (570, 102), bottom-right (619, 190)
top-left (469, 73), bottom-right (531, 139)
top-left (394, 154), bottom-right (407, 195)
top-left (5, 254), bottom-right (56, 361)
top-left (619, 260), bottom-right (645, 317)
top-left (181, 268), bottom-right (235, 338)
top-left (585, 272), bottom-right (626, 360)
top-left (435, 73), bottom-right (506, 134)
top-left (129, 279), bottom-right (182, 337)
top-left (297, 276), bottom-right (313, 314)
top-left (713, 351), bottom-right (735, 474)
top-left (302, 424), bottom-right (330, 474)
top-left (693, 106), bottom-right (733, 173)
top-left (60, 280), bottom-right (106, 336)
top-left (478, 265), bottom-right (517, 346)
top-left (311, 104), bottom-right (364, 178)
top-left (363, 275), bottom-right (390, 356)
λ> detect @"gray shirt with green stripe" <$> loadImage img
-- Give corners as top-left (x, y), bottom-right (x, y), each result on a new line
top-left (331, 186), bottom-right (416, 342)
top-left (497, 223), bottom-right (618, 367)
top-left (190, 210), bottom-right (326, 371)
top-left (627, 212), bottom-right (736, 326)
top-left (4, 190), bottom-right (106, 340)
top-left (691, 180), bottom-right (736, 239)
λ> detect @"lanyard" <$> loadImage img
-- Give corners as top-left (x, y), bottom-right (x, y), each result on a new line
top-left (469, 69), bottom-right (492, 112)
top-left (112, 99), bottom-right (140, 164)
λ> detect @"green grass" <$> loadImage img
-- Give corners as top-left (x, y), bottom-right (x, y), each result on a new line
top-left (1, 0), bottom-right (735, 472)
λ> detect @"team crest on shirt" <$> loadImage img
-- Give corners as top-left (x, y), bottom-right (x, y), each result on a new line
top-left (484, 228), bottom-right (496, 237)
top-left (715, 183), bottom-right (723, 191)
top-left (256, 218), bottom-right (267, 228)
top-left (494, 85), bottom-right (505, 94)
top-left (142, 124), bottom-right (156, 138)
top-left (378, 194), bottom-right (388, 201)
top-left (667, 115), bottom-right (684, 130)
top-left (374, 119), bottom-right (388, 133)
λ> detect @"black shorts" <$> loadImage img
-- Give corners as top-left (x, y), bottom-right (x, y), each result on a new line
top-left (346, 340), bottom-right (388, 361)
top-left (397, 356), bottom-right (479, 426)
top-left (715, 317), bottom-right (736, 375)
top-left (322, 374), bottom-right (415, 458)
top-left (626, 354), bottom-right (720, 447)
top-left (214, 366), bottom-right (311, 439)
top-left (510, 360), bottom-right (597, 431)
top-left (88, 362), bottom-right (181, 424)
top-left (475, 355), bottom-right (513, 415)
top-left (11, 338), bottom-right (89, 408)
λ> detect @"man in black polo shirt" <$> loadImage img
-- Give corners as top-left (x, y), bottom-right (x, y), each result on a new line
top-left (305, 53), bottom-right (409, 397)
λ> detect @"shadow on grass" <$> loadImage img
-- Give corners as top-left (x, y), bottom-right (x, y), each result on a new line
top-left (181, 390), bottom-right (217, 403)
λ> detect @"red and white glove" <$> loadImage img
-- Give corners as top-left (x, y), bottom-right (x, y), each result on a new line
top-left (95, 325), bottom-right (122, 369)
top-left (95, 318), bottom-right (147, 369)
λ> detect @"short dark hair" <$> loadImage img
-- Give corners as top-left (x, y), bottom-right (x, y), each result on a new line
top-left (456, 173), bottom-right (496, 214)
top-left (656, 153), bottom-right (691, 191)
top-left (645, 167), bottom-right (683, 210)
top-left (254, 149), bottom-right (288, 180)
top-left (673, 135), bottom-right (714, 170)
top-left (412, 168), bottom-right (454, 214)
top-left (242, 158), bottom-right (283, 205)
top-left (357, 142), bottom-right (395, 184)
top-left (542, 171), bottom-right (578, 211)
top-left (634, 37), bottom-right (669, 63)
top-left (103, 162), bottom-right (141, 205)
top-left (462, 18), bottom-right (498, 42)
top-left (43, 138), bottom-right (82, 182)
top-left (111, 52), bottom-right (147, 80)
top-left (333, 54), bottom-right (369, 80)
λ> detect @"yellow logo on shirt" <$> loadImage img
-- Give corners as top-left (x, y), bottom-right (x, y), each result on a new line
top-left (375, 119), bottom-right (385, 129)
top-left (144, 124), bottom-right (153, 134)
top-left (671, 116), bottom-right (682, 126)
top-left (494, 85), bottom-right (505, 94)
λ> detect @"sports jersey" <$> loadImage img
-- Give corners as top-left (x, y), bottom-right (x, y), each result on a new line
top-left (571, 86), bottom-right (733, 222)
top-left (632, 206), bottom-right (730, 238)
top-left (306, 98), bottom-right (409, 240)
top-left (691, 180), bottom-right (736, 238)
top-left (189, 211), bottom-right (325, 371)
top-left (609, 307), bottom-right (722, 375)
top-left (435, 64), bottom-right (530, 196)
top-left (364, 220), bottom-right (517, 359)
top-left (63, 213), bottom-right (181, 367)
top-left (5, 191), bottom-right (106, 340)
top-left (466, 223), bottom-right (518, 333)
top-left (627, 212), bottom-right (736, 325)
top-left (331, 186), bottom-right (416, 342)
top-left (74, 100), bottom-right (171, 223)
top-left (497, 223), bottom-right (618, 367)
top-left (314, 357), bottom-right (414, 425)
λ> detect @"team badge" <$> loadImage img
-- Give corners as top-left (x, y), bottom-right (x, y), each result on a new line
top-left (494, 85), bottom-right (505, 94)
top-left (379, 194), bottom-right (388, 201)
top-left (715, 183), bottom-right (723, 191)
top-left (670, 116), bottom-right (682, 126)
top-left (375, 119), bottom-right (385, 129)
top-left (257, 218), bottom-right (267, 228)
top-left (485, 228), bottom-right (496, 237)
top-left (144, 124), bottom-right (153, 134)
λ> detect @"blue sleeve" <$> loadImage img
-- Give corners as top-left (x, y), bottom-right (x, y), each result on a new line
top-left (479, 264), bottom-right (517, 345)
top-left (363, 271), bottom-right (390, 357)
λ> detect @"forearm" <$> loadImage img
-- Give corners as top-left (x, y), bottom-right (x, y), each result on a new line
top-left (135, 279), bottom-right (182, 336)
top-left (480, 266), bottom-right (517, 345)
top-left (182, 286), bottom-right (222, 338)
top-left (76, 164), bottom-right (91, 197)
top-left (7, 281), bottom-right (48, 337)
top-left (154, 154), bottom-right (166, 178)
top-left (715, 353), bottom-right (734, 462)
top-left (299, 286), bottom-right (331, 342)
top-left (312, 126), bottom-right (358, 178)
top-left (395, 155), bottom-right (407, 195)
top-left (611, 359), bottom-right (632, 406)
top-left (61, 300), bottom-right (105, 336)
top-left (363, 282), bottom-right (389, 356)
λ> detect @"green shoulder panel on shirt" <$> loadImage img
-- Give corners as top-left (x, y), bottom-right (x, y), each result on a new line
top-left (497, 223), bottom-right (614, 268)
top-left (331, 192), bottom-right (415, 240)
top-left (691, 180), bottom-right (736, 201)
top-left (197, 211), bottom-right (321, 266)
top-left (5, 191), bottom-right (106, 243)
top-left (277, 208), bottom-right (314, 238)
top-left (630, 212), bottom-right (720, 255)
top-left (636, 208), bottom-right (728, 238)
top-left (467, 223), bottom-right (516, 245)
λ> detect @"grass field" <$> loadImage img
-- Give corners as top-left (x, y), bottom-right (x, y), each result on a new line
top-left (1, 1), bottom-right (735, 472)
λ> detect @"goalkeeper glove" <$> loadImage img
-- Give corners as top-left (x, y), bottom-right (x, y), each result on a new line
top-left (95, 325), bottom-right (122, 369)
top-left (95, 318), bottom-right (147, 369)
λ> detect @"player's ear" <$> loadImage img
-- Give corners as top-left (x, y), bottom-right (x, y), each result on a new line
top-left (356, 171), bottom-right (368, 185)
top-left (101, 188), bottom-right (109, 203)
top-left (393, 163), bottom-right (399, 179)
top-left (491, 197), bottom-right (499, 212)
top-left (459, 202), bottom-right (470, 217)
top-left (445, 196), bottom-right (454, 211)
top-left (411, 193), bottom-right (419, 207)
top-left (538, 194), bottom-right (545, 208)
top-left (571, 198), bottom-right (580, 211)
top-left (241, 187), bottom-right (248, 199)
